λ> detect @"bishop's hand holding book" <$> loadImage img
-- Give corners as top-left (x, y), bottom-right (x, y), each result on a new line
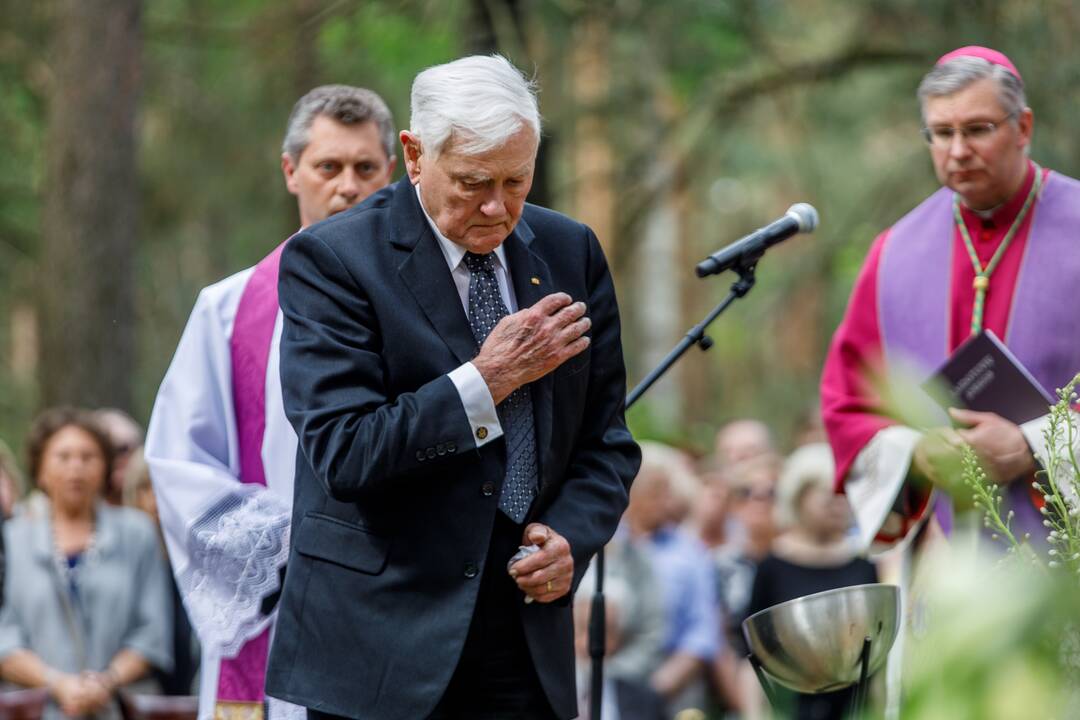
top-left (914, 330), bottom-right (1051, 493)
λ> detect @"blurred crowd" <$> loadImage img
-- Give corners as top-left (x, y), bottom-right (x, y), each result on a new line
top-left (573, 413), bottom-right (878, 720)
top-left (0, 403), bottom-right (875, 720)
top-left (0, 407), bottom-right (199, 720)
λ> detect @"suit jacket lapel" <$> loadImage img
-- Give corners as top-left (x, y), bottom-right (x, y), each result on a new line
top-left (393, 180), bottom-right (478, 366)
top-left (503, 221), bottom-right (555, 489)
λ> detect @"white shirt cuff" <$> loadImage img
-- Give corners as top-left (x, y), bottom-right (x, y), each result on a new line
top-left (448, 362), bottom-right (503, 447)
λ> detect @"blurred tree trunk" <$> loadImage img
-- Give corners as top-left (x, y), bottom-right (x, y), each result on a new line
top-left (39, 0), bottom-right (141, 411)
top-left (674, 163), bottom-right (713, 427)
top-left (290, 0), bottom-right (322, 101)
top-left (270, 0), bottom-right (324, 236)
top-left (569, 9), bottom-right (615, 256)
top-left (466, 0), bottom-right (524, 56)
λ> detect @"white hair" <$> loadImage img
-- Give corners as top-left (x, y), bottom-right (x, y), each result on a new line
top-left (409, 54), bottom-right (541, 158)
top-left (637, 440), bottom-right (700, 505)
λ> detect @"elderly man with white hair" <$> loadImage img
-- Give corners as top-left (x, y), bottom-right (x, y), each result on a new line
top-left (264, 55), bottom-right (640, 720)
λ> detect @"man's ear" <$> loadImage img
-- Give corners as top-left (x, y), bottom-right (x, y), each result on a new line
top-left (399, 131), bottom-right (422, 183)
top-left (1016, 107), bottom-right (1034, 150)
top-left (281, 152), bottom-right (300, 196)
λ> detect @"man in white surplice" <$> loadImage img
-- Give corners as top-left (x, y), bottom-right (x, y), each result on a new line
top-left (145, 86), bottom-right (396, 720)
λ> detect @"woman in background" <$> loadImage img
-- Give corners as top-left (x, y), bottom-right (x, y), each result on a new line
top-left (0, 408), bottom-right (173, 719)
top-left (746, 443), bottom-right (877, 720)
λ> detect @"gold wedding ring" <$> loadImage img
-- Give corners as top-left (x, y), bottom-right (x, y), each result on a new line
top-left (546, 579), bottom-right (553, 593)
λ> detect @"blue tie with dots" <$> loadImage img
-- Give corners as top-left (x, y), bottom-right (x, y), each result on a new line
top-left (463, 251), bottom-right (538, 524)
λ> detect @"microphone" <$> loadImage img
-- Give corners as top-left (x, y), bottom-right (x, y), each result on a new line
top-left (695, 203), bottom-right (819, 277)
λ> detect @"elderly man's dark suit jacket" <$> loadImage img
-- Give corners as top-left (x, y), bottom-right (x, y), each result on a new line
top-left (265, 178), bottom-right (640, 720)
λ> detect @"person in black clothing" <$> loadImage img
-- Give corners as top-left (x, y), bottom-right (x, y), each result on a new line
top-left (747, 443), bottom-right (878, 720)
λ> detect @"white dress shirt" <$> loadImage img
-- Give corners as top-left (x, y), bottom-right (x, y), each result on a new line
top-left (416, 183), bottom-right (516, 447)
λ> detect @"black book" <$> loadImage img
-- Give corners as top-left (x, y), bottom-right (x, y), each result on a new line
top-left (923, 329), bottom-right (1054, 425)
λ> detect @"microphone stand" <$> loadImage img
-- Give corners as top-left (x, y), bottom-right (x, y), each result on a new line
top-left (589, 260), bottom-right (760, 720)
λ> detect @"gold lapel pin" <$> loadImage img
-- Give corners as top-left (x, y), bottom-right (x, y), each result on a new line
top-left (530, 277), bottom-right (541, 285)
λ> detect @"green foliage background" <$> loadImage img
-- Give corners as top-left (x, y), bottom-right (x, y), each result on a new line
top-left (2, 0), bottom-right (1079, 463)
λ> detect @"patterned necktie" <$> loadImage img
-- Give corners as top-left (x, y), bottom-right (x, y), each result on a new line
top-left (462, 251), bottom-right (538, 523)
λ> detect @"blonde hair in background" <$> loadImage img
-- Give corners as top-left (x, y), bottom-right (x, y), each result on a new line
top-left (638, 440), bottom-right (701, 511)
top-left (774, 443), bottom-right (835, 529)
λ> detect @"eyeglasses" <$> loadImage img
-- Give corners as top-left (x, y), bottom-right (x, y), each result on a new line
top-left (921, 113), bottom-right (1016, 148)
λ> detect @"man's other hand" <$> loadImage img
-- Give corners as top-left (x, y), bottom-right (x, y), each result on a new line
top-left (950, 408), bottom-right (1036, 484)
top-left (472, 293), bottom-right (590, 404)
top-left (508, 523), bottom-right (574, 603)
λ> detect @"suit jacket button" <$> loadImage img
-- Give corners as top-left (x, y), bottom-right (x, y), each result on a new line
top-left (481, 481), bottom-right (495, 497)
top-left (463, 562), bottom-right (479, 579)
top-left (447, 442), bottom-right (457, 453)
top-left (426, 447), bottom-right (437, 459)
top-left (436, 442), bottom-right (447, 456)
top-left (476, 426), bottom-right (488, 440)
top-left (415, 450), bottom-right (426, 462)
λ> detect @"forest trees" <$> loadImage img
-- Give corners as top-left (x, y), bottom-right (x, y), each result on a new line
top-left (2, 0), bottom-right (1079, 451)
top-left (39, 0), bottom-right (142, 411)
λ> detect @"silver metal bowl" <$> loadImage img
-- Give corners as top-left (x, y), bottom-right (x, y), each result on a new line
top-left (741, 583), bottom-right (900, 694)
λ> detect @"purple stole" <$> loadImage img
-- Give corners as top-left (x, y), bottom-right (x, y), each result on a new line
top-left (217, 240), bottom-right (288, 704)
top-left (878, 172), bottom-right (1080, 538)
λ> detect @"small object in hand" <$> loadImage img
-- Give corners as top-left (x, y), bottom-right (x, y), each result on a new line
top-left (507, 543), bottom-right (540, 572)
top-left (507, 544), bottom-right (541, 603)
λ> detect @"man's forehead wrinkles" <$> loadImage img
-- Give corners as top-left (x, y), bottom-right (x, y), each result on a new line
top-left (448, 164), bottom-right (532, 181)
